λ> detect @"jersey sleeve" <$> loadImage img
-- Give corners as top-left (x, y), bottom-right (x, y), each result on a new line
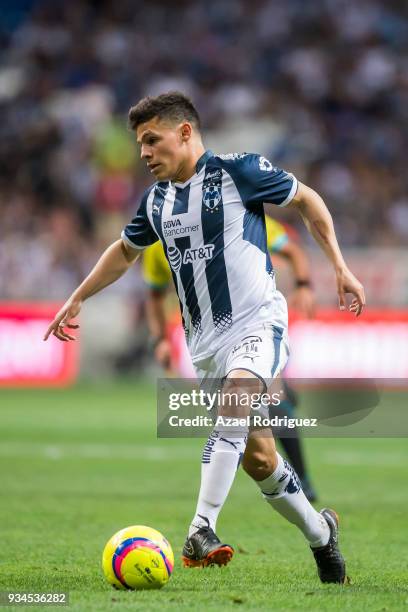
top-left (142, 242), bottom-right (172, 290)
top-left (219, 153), bottom-right (298, 208)
top-left (121, 187), bottom-right (158, 249)
top-left (265, 216), bottom-right (289, 253)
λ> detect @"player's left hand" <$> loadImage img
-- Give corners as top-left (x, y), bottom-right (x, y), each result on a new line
top-left (288, 287), bottom-right (316, 319)
top-left (336, 267), bottom-right (365, 317)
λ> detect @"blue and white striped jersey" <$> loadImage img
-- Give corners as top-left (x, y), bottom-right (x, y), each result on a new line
top-left (121, 150), bottom-right (298, 362)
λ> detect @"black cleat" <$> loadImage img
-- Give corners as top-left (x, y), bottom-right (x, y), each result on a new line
top-left (182, 526), bottom-right (234, 568)
top-left (311, 508), bottom-right (346, 584)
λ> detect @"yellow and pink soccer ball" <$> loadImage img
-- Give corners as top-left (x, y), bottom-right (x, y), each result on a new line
top-left (102, 525), bottom-right (174, 590)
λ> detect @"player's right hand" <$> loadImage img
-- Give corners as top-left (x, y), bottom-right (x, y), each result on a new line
top-left (43, 298), bottom-right (82, 342)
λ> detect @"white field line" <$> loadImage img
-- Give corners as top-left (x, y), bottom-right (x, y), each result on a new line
top-left (0, 442), bottom-right (407, 467)
top-left (319, 449), bottom-right (408, 467)
top-left (0, 441), bottom-right (198, 461)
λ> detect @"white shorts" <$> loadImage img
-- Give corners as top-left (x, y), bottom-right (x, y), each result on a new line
top-left (193, 322), bottom-right (289, 389)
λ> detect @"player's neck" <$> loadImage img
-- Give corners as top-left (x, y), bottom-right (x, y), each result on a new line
top-left (173, 143), bottom-right (206, 184)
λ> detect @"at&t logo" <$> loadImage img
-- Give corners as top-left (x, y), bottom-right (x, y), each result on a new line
top-left (167, 245), bottom-right (215, 272)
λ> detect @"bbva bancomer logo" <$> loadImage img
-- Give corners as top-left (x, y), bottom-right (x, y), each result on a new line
top-left (167, 244), bottom-right (215, 272)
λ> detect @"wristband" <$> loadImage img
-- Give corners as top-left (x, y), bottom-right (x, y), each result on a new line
top-left (295, 279), bottom-right (311, 288)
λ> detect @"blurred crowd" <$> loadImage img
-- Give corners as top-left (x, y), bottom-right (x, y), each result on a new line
top-left (1, 0), bottom-right (408, 300)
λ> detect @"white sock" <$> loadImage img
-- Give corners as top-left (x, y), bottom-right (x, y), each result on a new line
top-left (189, 429), bottom-right (247, 536)
top-left (255, 453), bottom-right (330, 548)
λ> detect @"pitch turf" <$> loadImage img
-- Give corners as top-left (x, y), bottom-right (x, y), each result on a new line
top-left (0, 380), bottom-right (407, 611)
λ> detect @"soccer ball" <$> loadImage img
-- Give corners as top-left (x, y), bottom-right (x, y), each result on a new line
top-left (102, 525), bottom-right (174, 590)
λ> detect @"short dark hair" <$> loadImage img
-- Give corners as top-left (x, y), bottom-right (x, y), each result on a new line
top-left (128, 91), bottom-right (201, 131)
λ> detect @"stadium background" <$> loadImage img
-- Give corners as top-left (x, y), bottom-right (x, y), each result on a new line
top-left (0, 1), bottom-right (407, 610)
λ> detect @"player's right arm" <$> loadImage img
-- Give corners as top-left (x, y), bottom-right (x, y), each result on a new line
top-left (43, 239), bottom-right (141, 342)
top-left (45, 186), bottom-right (158, 342)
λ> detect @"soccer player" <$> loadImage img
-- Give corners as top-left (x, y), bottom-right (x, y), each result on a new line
top-left (142, 218), bottom-right (319, 501)
top-left (44, 92), bottom-right (365, 584)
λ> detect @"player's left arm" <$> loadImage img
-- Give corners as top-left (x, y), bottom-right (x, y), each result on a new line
top-left (287, 182), bottom-right (365, 316)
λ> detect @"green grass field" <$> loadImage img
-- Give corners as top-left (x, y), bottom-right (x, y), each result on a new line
top-left (0, 380), bottom-right (407, 611)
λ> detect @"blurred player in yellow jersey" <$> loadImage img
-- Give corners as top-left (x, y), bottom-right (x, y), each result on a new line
top-left (143, 213), bottom-right (318, 502)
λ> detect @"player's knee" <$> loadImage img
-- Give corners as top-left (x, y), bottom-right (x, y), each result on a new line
top-left (224, 370), bottom-right (257, 392)
top-left (221, 370), bottom-right (263, 417)
top-left (225, 369), bottom-right (263, 388)
top-left (241, 450), bottom-right (276, 481)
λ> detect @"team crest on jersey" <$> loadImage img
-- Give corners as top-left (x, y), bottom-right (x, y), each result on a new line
top-left (203, 184), bottom-right (222, 211)
top-left (202, 168), bottom-right (223, 213)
